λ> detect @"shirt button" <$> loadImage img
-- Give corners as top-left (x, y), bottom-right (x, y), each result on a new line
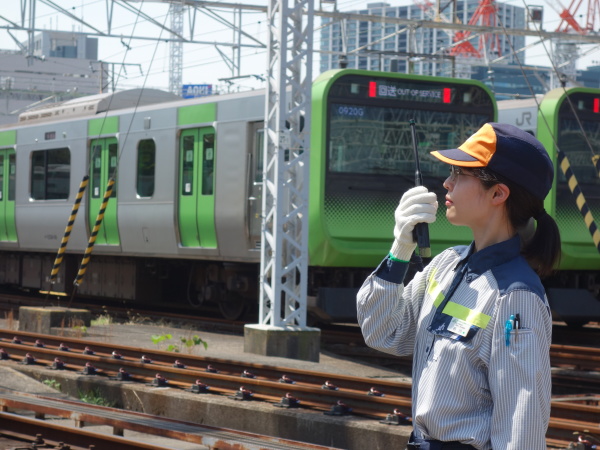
top-left (425, 347), bottom-right (429, 352)
top-left (466, 275), bottom-right (473, 282)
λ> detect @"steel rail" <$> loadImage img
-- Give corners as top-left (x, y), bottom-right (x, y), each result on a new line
top-left (0, 389), bottom-right (337, 450)
top-left (0, 331), bottom-right (414, 418)
top-left (0, 329), bottom-right (414, 395)
top-left (0, 410), bottom-right (170, 449)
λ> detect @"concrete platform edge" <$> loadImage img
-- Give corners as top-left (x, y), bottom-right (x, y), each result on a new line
top-left (8, 363), bottom-right (411, 450)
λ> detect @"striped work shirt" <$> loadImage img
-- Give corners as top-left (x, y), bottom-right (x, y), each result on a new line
top-left (357, 235), bottom-right (552, 449)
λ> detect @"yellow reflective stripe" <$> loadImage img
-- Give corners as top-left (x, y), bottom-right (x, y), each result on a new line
top-left (428, 269), bottom-right (490, 329)
top-left (427, 269), bottom-right (445, 307)
top-left (442, 302), bottom-right (491, 329)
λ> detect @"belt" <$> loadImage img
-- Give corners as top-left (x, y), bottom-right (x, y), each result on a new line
top-left (406, 433), bottom-right (477, 450)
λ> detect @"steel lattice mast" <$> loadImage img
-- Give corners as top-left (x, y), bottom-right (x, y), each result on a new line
top-left (168, 1), bottom-right (184, 95)
top-left (258, 0), bottom-right (313, 328)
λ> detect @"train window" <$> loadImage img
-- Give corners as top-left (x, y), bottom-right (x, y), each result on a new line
top-left (30, 148), bottom-right (70, 200)
top-left (8, 154), bottom-right (15, 201)
top-left (108, 142), bottom-right (118, 198)
top-left (137, 139), bottom-right (156, 197)
top-left (182, 135), bottom-right (194, 195)
top-left (0, 155), bottom-right (3, 200)
top-left (254, 128), bottom-right (264, 183)
top-left (201, 133), bottom-right (214, 196)
top-left (91, 144), bottom-right (102, 198)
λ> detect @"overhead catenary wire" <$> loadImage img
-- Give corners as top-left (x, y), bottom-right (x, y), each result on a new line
top-left (69, 0), bottom-right (170, 289)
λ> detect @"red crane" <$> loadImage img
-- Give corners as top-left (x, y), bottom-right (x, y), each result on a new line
top-left (450, 0), bottom-right (500, 58)
top-left (550, 0), bottom-right (600, 34)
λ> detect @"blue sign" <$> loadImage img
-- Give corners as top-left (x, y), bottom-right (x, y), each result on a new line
top-left (182, 84), bottom-right (213, 98)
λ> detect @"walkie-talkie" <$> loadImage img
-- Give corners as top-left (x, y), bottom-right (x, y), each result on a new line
top-left (409, 119), bottom-right (431, 258)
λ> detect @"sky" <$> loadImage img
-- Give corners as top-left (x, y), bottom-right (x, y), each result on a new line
top-left (0, 0), bottom-right (599, 94)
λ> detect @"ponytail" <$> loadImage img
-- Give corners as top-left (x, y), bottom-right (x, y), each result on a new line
top-left (522, 210), bottom-right (561, 278)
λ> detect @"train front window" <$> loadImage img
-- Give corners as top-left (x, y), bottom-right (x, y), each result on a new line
top-left (325, 75), bottom-right (495, 190)
top-left (328, 104), bottom-right (481, 178)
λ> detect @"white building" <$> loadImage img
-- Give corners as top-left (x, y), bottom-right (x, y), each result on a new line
top-left (0, 31), bottom-right (102, 126)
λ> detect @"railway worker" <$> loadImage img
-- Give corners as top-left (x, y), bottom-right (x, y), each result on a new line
top-left (357, 123), bottom-right (561, 450)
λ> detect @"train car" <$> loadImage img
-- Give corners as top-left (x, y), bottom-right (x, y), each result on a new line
top-left (499, 88), bottom-right (600, 326)
top-left (0, 69), bottom-right (496, 321)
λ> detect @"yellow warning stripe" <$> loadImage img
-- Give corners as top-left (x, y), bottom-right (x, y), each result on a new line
top-left (558, 150), bottom-right (600, 251)
top-left (49, 175), bottom-right (89, 283)
top-left (74, 178), bottom-right (115, 287)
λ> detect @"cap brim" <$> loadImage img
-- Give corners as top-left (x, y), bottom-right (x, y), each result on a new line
top-left (431, 148), bottom-right (485, 168)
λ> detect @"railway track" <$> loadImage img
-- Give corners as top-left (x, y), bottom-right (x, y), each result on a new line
top-left (0, 389), bottom-right (336, 450)
top-left (0, 329), bottom-right (597, 448)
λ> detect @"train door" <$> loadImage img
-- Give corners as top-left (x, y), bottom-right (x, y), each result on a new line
top-left (178, 127), bottom-right (217, 248)
top-left (247, 122), bottom-right (263, 250)
top-left (0, 149), bottom-right (16, 241)
top-left (89, 138), bottom-right (120, 245)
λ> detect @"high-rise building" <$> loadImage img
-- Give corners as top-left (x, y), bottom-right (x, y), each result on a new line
top-left (319, 0), bottom-right (526, 78)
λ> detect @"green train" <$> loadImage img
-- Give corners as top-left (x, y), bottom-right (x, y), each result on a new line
top-left (1, 69), bottom-right (597, 325)
top-left (499, 88), bottom-right (600, 326)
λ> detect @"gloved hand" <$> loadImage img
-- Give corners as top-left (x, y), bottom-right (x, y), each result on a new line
top-left (390, 186), bottom-right (438, 261)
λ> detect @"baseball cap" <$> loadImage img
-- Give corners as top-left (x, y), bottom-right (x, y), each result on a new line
top-left (430, 122), bottom-right (554, 201)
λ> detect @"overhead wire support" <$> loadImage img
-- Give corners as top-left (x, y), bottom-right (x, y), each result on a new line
top-left (258, 0), bottom-right (313, 328)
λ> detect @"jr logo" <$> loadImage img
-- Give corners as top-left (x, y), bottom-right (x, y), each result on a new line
top-left (516, 112), bottom-right (532, 127)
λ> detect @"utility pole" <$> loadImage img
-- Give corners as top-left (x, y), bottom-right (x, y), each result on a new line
top-left (244, 0), bottom-right (320, 362)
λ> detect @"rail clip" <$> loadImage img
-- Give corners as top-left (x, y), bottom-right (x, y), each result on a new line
top-left (274, 393), bottom-right (300, 408)
top-left (380, 409), bottom-right (412, 426)
top-left (324, 401), bottom-right (352, 416)
top-left (231, 386), bottom-right (253, 401)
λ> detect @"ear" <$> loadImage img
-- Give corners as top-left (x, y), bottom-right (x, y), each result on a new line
top-left (490, 183), bottom-right (510, 206)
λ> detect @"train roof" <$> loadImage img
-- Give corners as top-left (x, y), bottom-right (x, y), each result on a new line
top-left (17, 89), bottom-right (181, 125)
top-left (497, 95), bottom-right (543, 110)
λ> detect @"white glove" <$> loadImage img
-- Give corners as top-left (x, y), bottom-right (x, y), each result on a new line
top-left (390, 186), bottom-right (438, 261)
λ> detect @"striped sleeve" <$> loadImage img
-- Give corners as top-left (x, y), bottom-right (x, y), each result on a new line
top-left (356, 257), bottom-right (431, 357)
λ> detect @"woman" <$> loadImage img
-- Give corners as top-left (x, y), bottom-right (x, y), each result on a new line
top-left (357, 123), bottom-right (561, 450)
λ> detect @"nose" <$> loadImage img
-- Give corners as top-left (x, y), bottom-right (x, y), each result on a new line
top-left (443, 175), bottom-right (453, 190)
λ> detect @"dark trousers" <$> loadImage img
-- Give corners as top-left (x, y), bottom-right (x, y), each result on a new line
top-left (406, 432), bottom-right (477, 450)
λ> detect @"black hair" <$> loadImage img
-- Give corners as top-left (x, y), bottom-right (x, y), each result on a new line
top-left (468, 168), bottom-right (561, 278)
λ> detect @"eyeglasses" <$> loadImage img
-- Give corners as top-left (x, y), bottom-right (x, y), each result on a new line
top-left (448, 165), bottom-right (476, 182)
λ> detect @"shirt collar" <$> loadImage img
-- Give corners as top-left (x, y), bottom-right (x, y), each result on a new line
top-left (457, 234), bottom-right (521, 276)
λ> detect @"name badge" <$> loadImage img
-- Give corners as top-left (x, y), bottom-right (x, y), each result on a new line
top-left (448, 317), bottom-right (470, 337)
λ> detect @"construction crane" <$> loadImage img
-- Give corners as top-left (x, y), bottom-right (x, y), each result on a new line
top-left (450, 0), bottom-right (500, 59)
top-left (546, 0), bottom-right (600, 86)
top-left (550, 0), bottom-right (599, 33)
top-left (415, 0), bottom-right (502, 77)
